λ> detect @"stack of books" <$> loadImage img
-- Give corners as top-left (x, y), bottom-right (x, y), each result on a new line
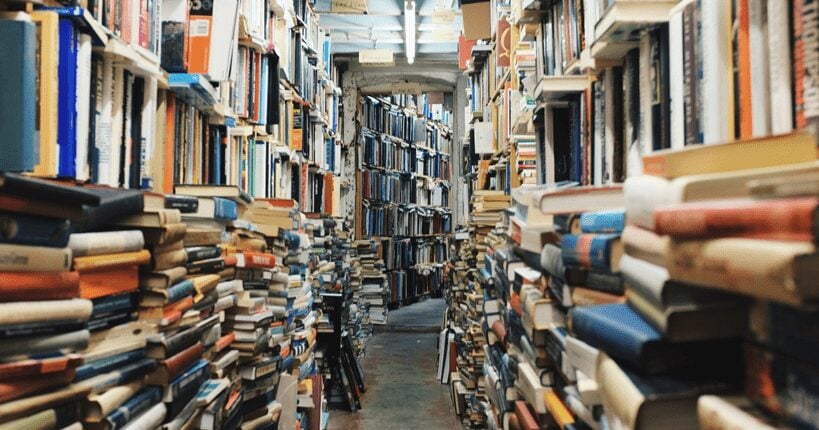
top-left (0, 175), bottom-right (150, 427)
top-left (352, 240), bottom-right (389, 325)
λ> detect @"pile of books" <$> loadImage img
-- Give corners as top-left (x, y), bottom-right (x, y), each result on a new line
top-left (352, 240), bottom-right (389, 325)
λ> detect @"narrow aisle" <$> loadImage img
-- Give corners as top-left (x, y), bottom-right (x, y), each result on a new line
top-left (328, 299), bottom-right (462, 430)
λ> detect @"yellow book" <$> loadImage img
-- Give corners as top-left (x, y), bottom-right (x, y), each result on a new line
top-left (30, 11), bottom-right (59, 177)
top-left (544, 389), bottom-right (575, 427)
top-left (642, 132), bottom-right (816, 179)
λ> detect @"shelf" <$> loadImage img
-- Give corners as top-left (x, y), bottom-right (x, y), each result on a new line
top-left (41, 6), bottom-right (108, 46)
top-left (168, 74), bottom-right (224, 116)
top-left (564, 49), bottom-right (597, 75)
top-left (534, 75), bottom-right (591, 102)
top-left (591, 0), bottom-right (676, 59)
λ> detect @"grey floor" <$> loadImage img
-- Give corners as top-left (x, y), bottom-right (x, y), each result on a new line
top-left (327, 298), bottom-right (463, 430)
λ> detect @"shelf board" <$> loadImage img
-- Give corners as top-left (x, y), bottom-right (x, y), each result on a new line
top-left (168, 74), bottom-right (222, 115)
top-left (592, 0), bottom-right (676, 58)
top-left (534, 75), bottom-right (590, 102)
top-left (41, 6), bottom-right (108, 46)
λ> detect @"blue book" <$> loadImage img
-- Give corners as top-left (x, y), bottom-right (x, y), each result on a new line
top-left (579, 209), bottom-right (626, 234)
top-left (91, 292), bottom-right (137, 316)
top-left (0, 17), bottom-right (37, 172)
top-left (74, 350), bottom-right (147, 382)
top-left (213, 197), bottom-right (237, 220)
top-left (164, 359), bottom-right (209, 402)
top-left (165, 279), bottom-right (196, 304)
top-left (0, 211), bottom-right (71, 247)
top-left (103, 387), bottom-right (162, 430)
top-left (561, 233), bottom-right (621, 272)
top-left (57, 17), bottom-right (78, 178)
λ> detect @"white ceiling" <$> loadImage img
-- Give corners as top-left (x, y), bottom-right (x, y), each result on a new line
top-left (314, 0), bottom-right (462, 55)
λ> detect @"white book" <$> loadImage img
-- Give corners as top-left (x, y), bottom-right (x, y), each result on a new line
top-left (75, 34), bottom-right (92, 181)
top-left (749, 0), bottom-right (771, 136)
top-left (668, 3), bottom-right (685, 149)
top-left (140, 77), bottom-right (158, 188)
top-left (700, 0), bottom-right (734, 144)
top-left (208, 0), bottom-right (240, 82)
top-left (121, 402), bottom-right (166, 430)
top-left (767, 0), bottom-right (793, 134)
top-left (108, 65), bottom-right (124, 187)
top-left (638, 31), bottom-right (653, 158)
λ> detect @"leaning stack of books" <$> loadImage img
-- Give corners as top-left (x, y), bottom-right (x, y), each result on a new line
top-left (604, 134), bottom-right (819, 428)
top-left (354, 240), bottom-right (388, 325)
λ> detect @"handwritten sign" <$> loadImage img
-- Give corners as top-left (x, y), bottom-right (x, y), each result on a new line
top-left (331, 0), bottom-right (368, 13)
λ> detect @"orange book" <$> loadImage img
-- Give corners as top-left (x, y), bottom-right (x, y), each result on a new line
top-left (163, 94), bottom-right (176, 194)
top-left (80, 265), bottom-right (140, 299)
top-left (187, 13), bottom-right (213, 74)
top-left (0, 272), bottom-right (79, 301)
top-left (513, 401), bottom-right (539, 430)
top-left (214, 332), bottom-right (235, 353)
top-left (323, 174), bottom-right (333, 215)
top-left (736, 0), bottom-right (753, 138)
top-left (73, 249), bottom-right (151, 272)
top-left (0, 370), bottom-right (75, 403)
top-left (0, 354), bottom-right (82, 381)
top-left (544, 390), bottom-right (575, 427)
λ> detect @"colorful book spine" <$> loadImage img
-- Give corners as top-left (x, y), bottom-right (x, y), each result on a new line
top-left (579, 209), bottom-right (626, 234)
top-left (561, 233), bottom-right (620, 272)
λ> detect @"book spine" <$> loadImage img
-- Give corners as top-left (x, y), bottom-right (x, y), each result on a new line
top-left (105, 387), bottom-right (162, 430)
top-left (767, 0), bottom-right (794, 134)
top-left (0, 244), bottom-right (72, 272)
top-left (0, 271), bottom-right (80, 301)
top-left (75, 350), bottom-right (146, 381)
top-left (166, 360), bottom-right (209, 402)
top-left (57, 17), bottom-right (79, 178)
top-left (165, 280), bottom-right (195, 304)
top-left (569, 305), bottom-right (652, 372)
top-left (0, 212), bottom-right (71, 247)
top-left (561, 234), bottom-right (619, 272)
top-left (163, 342), bottom-right (202, 380)
top-left (165, 195), bottom-right (198, 213)
top-left (0, 19), bottom-right (36, 172)
top-left (579, 210), bottom-right (625, 233)
top-left (213, 197), bottom-right (237, 220)
top-left (669, 6), bottom-right (685, 149)
top-left (654, 197), bottom-right (817, 240)
top-left (68, 231), bottom-right (145, 257)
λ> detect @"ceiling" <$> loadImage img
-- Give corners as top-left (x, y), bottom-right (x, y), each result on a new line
top-left (314, 0), bottom-right (462, 57)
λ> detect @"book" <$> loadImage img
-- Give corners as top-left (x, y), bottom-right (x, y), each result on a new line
top-left (620, 254), bottom-right (749, 341)
top-left (665, 238), bottom-right (819, 306)
top-left (116, 209), bottom-right (182, 228)
top-left (0, 271), bottom-right (79, 302)
top-left (0, 14), bottom-right (37, 172)
top-left (697, 395), bottom-right (778, 430)
top-left (146, 342), bottom-right (203, 386)
top-left (84, 380), bottom-right (145, 423)
top-left (537, 185), bottom-right (624, 215)
top-left (653, 196), bottom-right (818, 241)
top-left (0, 243), bottom-right (72, 272)
top-left (624, 161), bottom-right (819, 230)
top-left (173, 184), bottom-right (253, 206)
top-left (568, 303), bottom-right (731, 374)
top-left (641, 132), bottom-right (816, 179)
top-left (561, 234), bottom-right (623, 272)
top-left (0, 212), bottom-right (72, 247)
top-left (68, 230), bottom-right (145, 257)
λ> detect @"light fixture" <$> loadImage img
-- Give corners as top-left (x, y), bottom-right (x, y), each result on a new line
top-left (405, 0), bottom-right (416, 64)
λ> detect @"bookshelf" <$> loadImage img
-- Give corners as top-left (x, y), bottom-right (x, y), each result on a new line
top-left (0, 0), bottom-right (369, 427)
top-left (354, 94), bottom-right (454, 305)
top-left (446, 0), bottom-right (819, 429)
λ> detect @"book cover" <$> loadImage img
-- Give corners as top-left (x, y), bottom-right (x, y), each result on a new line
top-left (0, 15), bottom-right (37, 173)
top-left (561, 233), bottom-right (622, 272)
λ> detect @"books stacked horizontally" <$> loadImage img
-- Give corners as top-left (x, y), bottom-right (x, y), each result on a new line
top-left (603, 133), bottom-right (819, 428)
top-left (0, 175), bottom-right (150, 427)
top-left (354, 240), bottom-right (389, 325)
top-left (470, 191), bottom-right (511, 269)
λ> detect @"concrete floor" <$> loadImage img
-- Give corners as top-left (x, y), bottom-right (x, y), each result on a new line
top-left (327, 298), bottom-right (463, 430)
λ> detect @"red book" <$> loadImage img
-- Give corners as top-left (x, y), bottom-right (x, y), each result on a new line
top-left (0, 272), bottom-right (80, 301)
top-left (491, 319), bottom-right (507, 345)
top-left (653, 196), bottom-right (817, 241)
top-left (514, 401), bottom-right (539, 430)
top-left (0, 354), bottom-right (83, 381)
top-left (0, 370), bottom-right (75, 403)
top-left (238, 252), bottom-right (276, 269)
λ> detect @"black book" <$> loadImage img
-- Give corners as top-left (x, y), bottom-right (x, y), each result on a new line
top-left (165, 194), bottom-right (198, 213)
top-left (0, 173), bottom-right (101, 206)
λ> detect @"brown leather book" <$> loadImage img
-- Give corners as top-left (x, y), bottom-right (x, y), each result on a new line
top-left (0, 369), bottom-right (75, 403)
top-left (514, 400), bottom-right (540, 430)
top-left (146, 342), bottom-right (203, 385)
top-left (0, 271), bottom-right (79, 301)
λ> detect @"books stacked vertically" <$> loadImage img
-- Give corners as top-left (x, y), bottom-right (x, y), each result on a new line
top-left (603, 134), bottom-right (819, 428)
